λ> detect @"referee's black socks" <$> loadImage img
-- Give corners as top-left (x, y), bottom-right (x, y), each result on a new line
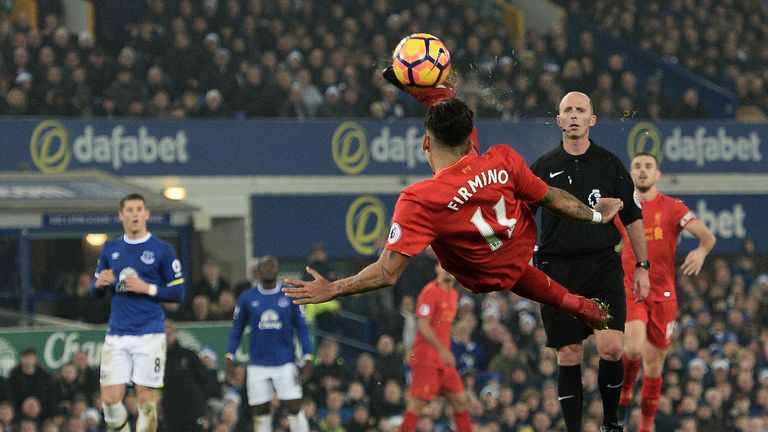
top-left (557, 364), bottom-right (583, 432)
top-left (598, 358), bottom-right (624, 427)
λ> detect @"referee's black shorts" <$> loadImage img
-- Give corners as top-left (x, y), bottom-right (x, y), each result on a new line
top-left (539, 251), bottom-right (626, 348)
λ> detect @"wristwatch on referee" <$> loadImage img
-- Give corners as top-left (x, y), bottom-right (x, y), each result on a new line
top-left (635, 260), bottom-right (651, 270)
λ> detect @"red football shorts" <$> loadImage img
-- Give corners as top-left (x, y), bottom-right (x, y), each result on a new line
top-left (408, 365), bottom-right (465, 401)
top-left (626, 299), bottom-right (678, 349)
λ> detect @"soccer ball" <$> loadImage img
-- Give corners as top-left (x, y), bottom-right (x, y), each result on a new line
top-left (392, 33), bottom-right (451, 88)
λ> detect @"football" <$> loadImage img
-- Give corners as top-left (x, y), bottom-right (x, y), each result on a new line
top-left (391, 33), bottom-right (451, 88)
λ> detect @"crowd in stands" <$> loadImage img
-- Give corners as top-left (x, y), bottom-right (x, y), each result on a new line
top-left (0, 0), bottom-right (741, 120)
top-left (4, 238), bottom-right (765, 431)
top-left (553, 0), bottom-right (768, 117)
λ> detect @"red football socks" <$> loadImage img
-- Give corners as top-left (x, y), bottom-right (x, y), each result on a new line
top-left (399, 411), bottom-right (419, 432)
top-left (454, 411), bottom-right (473, 432)
top-left (639, 376), bottom-right (662, 432)
top-left (621, 356), bottom-right (642, 406)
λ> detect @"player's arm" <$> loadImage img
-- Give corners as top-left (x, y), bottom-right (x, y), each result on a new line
top-left (625, 219), bottom-right (651, 301)
top-left (614, 158), bottom-right (650, 301)
top-left (680, 219), bottom-right (716, 276)
top-left (291, 303), bottom-right (314, 369)
top-left (90, 249), bottom-right (114, 298)
top-left (416, 316), bottom-right (456, 367)
top-left (293, 310), bottom-right (315, 383)
top-left (283, 249), bottom-right (410, 305)
top-left (537, 187), bottom-right (623, 224)
top-left (224, 295), bottom-right (248, 378)
top-left (155, 248), bottom-right (185, 303)
top-left (124, 247), bottom-right (185, 302)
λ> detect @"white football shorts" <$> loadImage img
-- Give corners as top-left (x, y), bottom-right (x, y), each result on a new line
top-left (100, 333), bottom-right (166, 388)
top-left (246, 363), bottom-right (303, 406)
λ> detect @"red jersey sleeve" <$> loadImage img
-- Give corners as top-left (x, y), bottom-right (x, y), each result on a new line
top-left (674, 199), bottom-right (696, 229)
top-left (415, 283), bottom-right (437, 320)
top-left (385, 192), bottom-right (435, 257)
top-left (503, 147), bottom-right (548, 203)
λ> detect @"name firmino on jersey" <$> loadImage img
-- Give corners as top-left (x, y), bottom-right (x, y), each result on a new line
top-left (447, 169), bottom-right (509, 211)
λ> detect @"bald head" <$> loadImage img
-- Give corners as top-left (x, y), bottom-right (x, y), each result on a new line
top-left (556, 91), bottom-right (597, 143)
top-left (559, 91), bottom-right (593, 115)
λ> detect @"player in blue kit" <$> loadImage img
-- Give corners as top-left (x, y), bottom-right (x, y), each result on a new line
top-left (91, 193), bottom-right (185, 432)
top-left (225, 255), bottom-right (313, 432)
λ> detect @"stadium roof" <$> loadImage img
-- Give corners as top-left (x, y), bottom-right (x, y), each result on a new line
top-left (0, 169), bottom-right (196, 228)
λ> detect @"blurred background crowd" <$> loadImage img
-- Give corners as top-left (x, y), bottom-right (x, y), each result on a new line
top-left (1, 0), bottom-right (767, 431)
top-left (2, 238), bottom-right (765, 432)
top-left (1, 0), bottom-right (765, 120)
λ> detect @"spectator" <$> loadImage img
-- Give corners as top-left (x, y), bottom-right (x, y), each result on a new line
top-left (51, 362), bottom-right (84, 411)
top-left (352, 353), bottom-right (382, 407)
top-left (451, 319), bottom-right (487, 375)
top-left (190, 295), bottom-right (214, 321)
top-left (673, 87), bottom-right (710, 118)
top-left (308, 339), bottom-right (353, 403)
top-left (203, 287), bottom-right (230, 319)
top-left (0, 401), bottom-right (15, 431)
top-left (164, 32), bottom-right (202, 93)
top-left (71, 351), bottom-right (99, 401)
top-left (376, 335), bottom-right (405, 386)
top-left (374, 380), bottom-right (405, 422)
top-left (8, 348), bottom-right (54, 419)
top-left (146, 90), bottom-right (173, 117)
top-left (108, 68), bottom-right (147, 113)
top-left (317, 86), bottom-right (343, 117)
top-left (202, 88), bottom-right (230, 117)
top-left (398, 296), bottom-right (417, 354)
top-left (345, 404), bottom-right (373, 432)
top-left (189, 261), bottom-right (231, 305)
top-left (57, 273), bottom-right (110, 324)
top-left (279, 83), bottom-right (309, 118)
top-left (4, 87), bottom-right (30, 115)
top-left (302, 244), bottom-right (337, 284)
top-left (238, 66), bottom-right (278, 117)
top-left (488, 341), bottom-right (526, 386)
top-left (233, 258), bottom-right (260, 297)
top-left (301, 244), bottom-right (340, 334)
top-left (94, 90), bottom-right (119, 117)
top-left (163, 321), bottom-right (217, 432)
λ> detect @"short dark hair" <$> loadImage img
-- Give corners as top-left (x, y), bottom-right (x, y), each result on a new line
top-left (632, 152), bottom-right (659, 167)
top-left (424, 98), bottom-right (474, 148)
top-left (119, 193), bottom-right (146, 210)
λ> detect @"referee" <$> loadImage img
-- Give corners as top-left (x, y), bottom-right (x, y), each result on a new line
top-left (531, 92), bottom-right (650, 432)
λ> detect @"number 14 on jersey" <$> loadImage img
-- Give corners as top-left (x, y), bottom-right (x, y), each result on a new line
top-left (470, 196), bottom-right (517, 251)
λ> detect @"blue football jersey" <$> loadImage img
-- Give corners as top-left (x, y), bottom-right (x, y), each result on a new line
top-left (225, 283), bottom-right (313, 367)
top-left (90, 233), bottom-right (185, 335)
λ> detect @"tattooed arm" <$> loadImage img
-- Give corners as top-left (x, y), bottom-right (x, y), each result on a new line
top-left (283, 249), bottom-right (409, 304)
top-left (537, 187), bottom-right (623, 223)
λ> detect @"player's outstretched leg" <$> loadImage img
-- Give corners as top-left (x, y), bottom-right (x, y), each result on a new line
top-left (513, 266), bottom-right (611, 329)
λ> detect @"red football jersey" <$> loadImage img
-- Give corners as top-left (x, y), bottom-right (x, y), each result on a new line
top-left (619, 193), bottom-right (696, 302)
top-left (385, 145), bottom-right (548, 293)
top-left (410, 280), bottom-right (458, 367)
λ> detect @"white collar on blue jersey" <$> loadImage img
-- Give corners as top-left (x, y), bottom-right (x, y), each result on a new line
top-left (123, 233), bottom-right (152, 244)
top-left (257, 282), bottom-right (283, 295)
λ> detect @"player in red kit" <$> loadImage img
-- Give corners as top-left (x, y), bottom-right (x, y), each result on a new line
top-left (400, 264), bottom-right (470, 432)
top-left (284, 98), bottom-right (623, 330)
top-left (617, 153), bottom-right (716, 432)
